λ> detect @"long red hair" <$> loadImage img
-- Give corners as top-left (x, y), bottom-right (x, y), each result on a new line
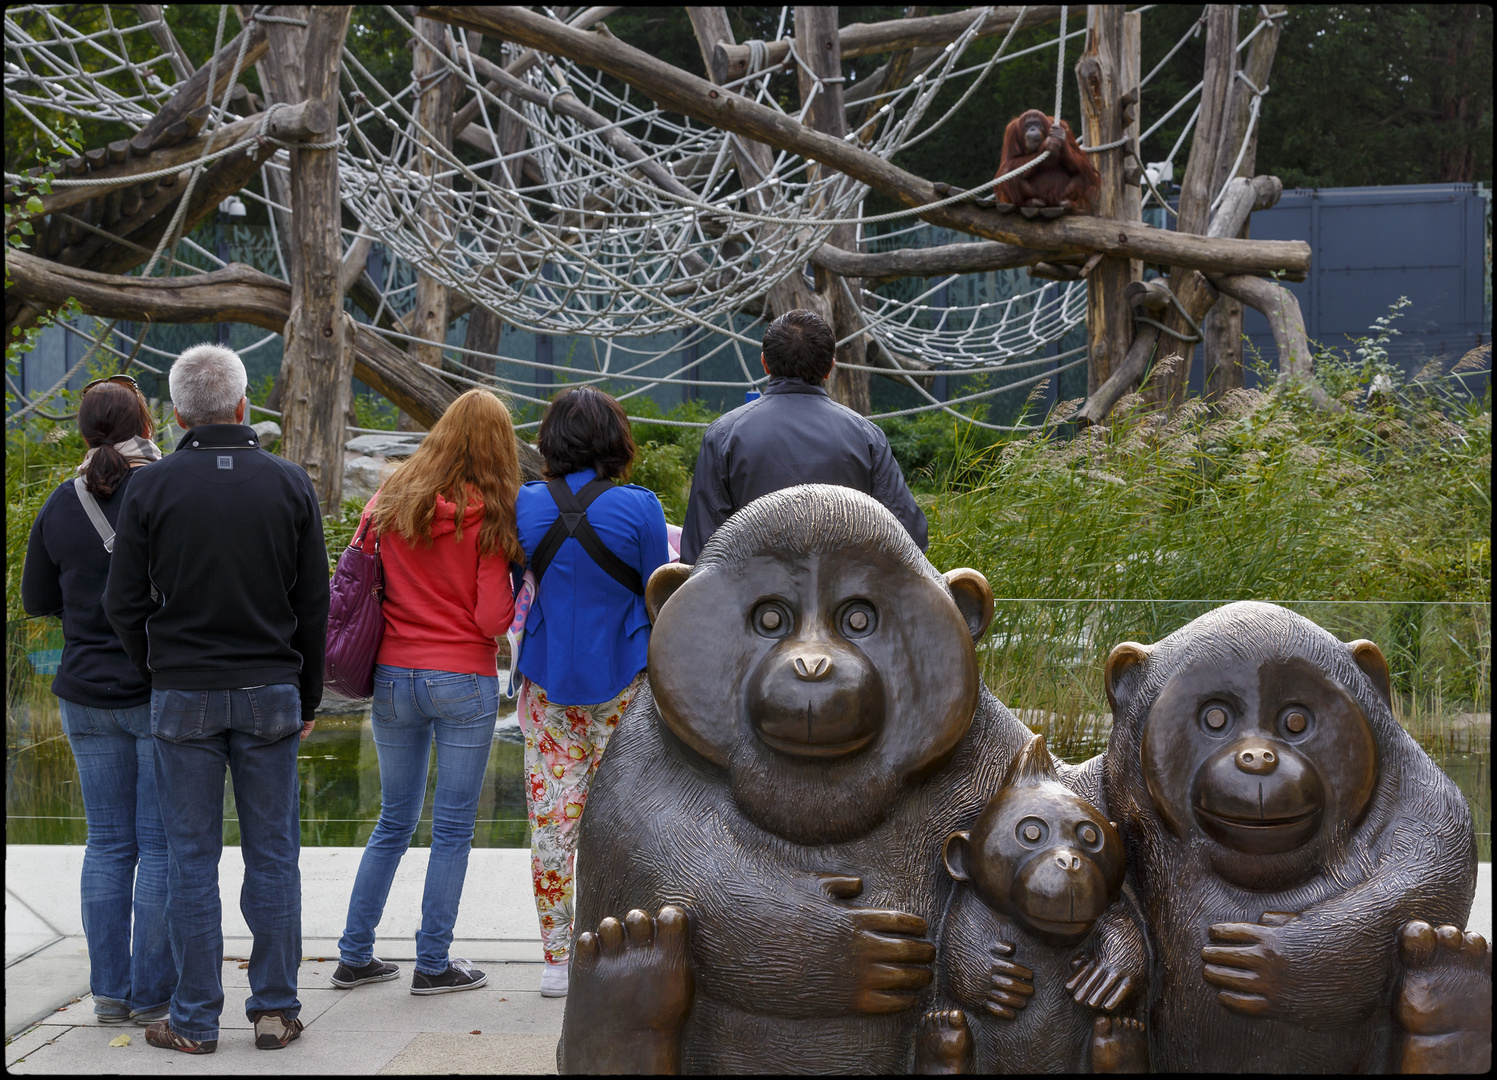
top-left (371, 389), bottom-right (524, 562)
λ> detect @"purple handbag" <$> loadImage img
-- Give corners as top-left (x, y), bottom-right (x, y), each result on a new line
top-left (325, 515), bottom-right (384, 699)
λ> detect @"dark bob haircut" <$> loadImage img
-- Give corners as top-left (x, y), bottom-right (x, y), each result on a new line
top-left (537, 386), bottom-right (636, 481)
top-left (762, 308), bottom-right (835, 383)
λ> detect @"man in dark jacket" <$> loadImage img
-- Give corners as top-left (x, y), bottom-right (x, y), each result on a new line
top-left (104, 343), bottom-right (328, 1055)
top-left (679, 309), bottom-right (928, 563)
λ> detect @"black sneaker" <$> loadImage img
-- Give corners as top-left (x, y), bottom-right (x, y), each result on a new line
top-left (410, 957), bottom-right (487, 995)
top-left (331, 957), bottom-right (400, 988)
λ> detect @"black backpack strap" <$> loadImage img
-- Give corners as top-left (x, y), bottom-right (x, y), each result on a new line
top-left (529, 477), bottom-right (644, 595)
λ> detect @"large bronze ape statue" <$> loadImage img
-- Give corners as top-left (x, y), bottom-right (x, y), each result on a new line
top-left (560, 486), bottom-right (1131, 1073)
top-left (1100, 601), bottom-right (1482, 1073)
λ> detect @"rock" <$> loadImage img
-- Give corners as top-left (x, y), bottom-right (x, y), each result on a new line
top-left (345, 432), bottom-right (424, 458)
top-left (251, 420), bottom-right (282, 447)
top-left (342, 453), bottom-right (389, 506)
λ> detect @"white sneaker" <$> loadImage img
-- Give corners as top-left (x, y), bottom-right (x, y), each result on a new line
top-left (539, 962), bottom-right (569, 997)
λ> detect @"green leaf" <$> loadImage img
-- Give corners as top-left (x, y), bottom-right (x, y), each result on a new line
top-left (25, 195), bottom-right (44, 214)
top-left (17, 221), bottom-right (34, 235)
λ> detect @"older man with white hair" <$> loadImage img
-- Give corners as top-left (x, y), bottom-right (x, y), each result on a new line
top-left (105, 343), bottom-right (329, 1055)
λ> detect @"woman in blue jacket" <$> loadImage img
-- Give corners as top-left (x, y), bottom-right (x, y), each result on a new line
top-left (514, 387), bottom-right (668, 998)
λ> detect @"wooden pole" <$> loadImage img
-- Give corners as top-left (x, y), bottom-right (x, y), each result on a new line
top-left (1076, 5), bottom-right (1129, 398)
top-left (267, 6), bottom-right (354, 513)
top-left (411, 17), bottom-right (458, 376)
top-left (1205, 3), bottom-right (1287, 400)
top-left (1120, 10), bottom-right (1143, 284)
top-left (1146, 3), bottom-right (1237, 408)
top-left (796, 5), bottom-right (871, 415)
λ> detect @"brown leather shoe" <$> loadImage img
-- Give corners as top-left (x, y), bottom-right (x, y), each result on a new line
top-left (252, 1009), bottom-right (304, 1049)
top-left (144, 1019), bottom-right (217, 1054)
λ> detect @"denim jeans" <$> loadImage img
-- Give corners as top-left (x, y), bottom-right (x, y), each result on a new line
top-left (57, 698), bottom-right (176, 1019)
top-left (339, 665), bottom-right (499, 976)
top-left (151, 684), bottom-right (303, 1042)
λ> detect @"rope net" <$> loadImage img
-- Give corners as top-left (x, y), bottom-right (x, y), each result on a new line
top-left (5, 5), bottom-right (1256, 429)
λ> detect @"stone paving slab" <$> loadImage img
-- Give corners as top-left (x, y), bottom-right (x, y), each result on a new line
top-left (376, 1032), bottom-right (558, 1075)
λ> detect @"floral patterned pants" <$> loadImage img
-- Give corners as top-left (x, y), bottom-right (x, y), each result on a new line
top-left (516, 671), bottom-right (645, 965)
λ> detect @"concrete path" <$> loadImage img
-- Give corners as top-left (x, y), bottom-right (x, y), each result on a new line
top-left (4, 845), bottom-right (1492, 1073)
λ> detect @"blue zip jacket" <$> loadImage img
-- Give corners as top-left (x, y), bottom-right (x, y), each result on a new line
top-left (515, 468), bottom-right (669, 705)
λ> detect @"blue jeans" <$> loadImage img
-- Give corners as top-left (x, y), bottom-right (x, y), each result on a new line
top-left (57, 698), bottom-right (176, 1019)
top-left (151, 685), bottom-right (303, 1042)
top-left (339, 666), bottom-right (499, 976)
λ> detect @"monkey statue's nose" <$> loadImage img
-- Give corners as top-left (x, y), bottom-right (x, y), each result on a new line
top-left (792, 653), bottom-right (832, 681)
top-left (1236, 746), bottom-right (1278, 775)
top-left (1055, 853), bottom-right (1081, 871)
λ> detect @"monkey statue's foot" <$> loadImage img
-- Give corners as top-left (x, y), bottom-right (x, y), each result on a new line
top-left (1039, 206), bottom-right (1067, 219)
top-left (1091, 1015), bottom-right (1148, 1073)
top-left (1396, 921), bottom-right (1491, 1074)
top-left (914, 1009), bottom-right (973, 1074)
top-left (562, 906), bottom-right (694, 1074)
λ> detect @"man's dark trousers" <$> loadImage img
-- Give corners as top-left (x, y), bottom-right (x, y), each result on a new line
top-left (152, 684), bottom-right (303, 1042)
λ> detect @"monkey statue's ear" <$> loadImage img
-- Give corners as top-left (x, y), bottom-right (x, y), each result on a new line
top-left (1104, 642), bottom-right (1152, 713)
top-left (942, 831), bottom-right (973, 883)
top-left (645, 563), bottom-right (692, 624)
top-left (944, 568), bottom-right (994, 643)
top-left (1347, 639), bottom-right (1392, 706)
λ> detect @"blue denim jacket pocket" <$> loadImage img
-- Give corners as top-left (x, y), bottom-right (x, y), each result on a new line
top-left (151, 690), bottom-right (209, 742)
top-left (245, 683), bottom-right (303, 740)
top-left (425, 672), bottom-right (496, 724)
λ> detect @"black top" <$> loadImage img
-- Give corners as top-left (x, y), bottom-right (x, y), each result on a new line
top-left (103, 424), bottom-right (330, 723)
top-left (679, 377), bottom-right (930, 563)
top-left (22, 468), bottom-right (152, 709)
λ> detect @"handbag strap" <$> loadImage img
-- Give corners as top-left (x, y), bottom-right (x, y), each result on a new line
top-left (74, 476), bottom-right (115, 553)
top-left (529, 476), bottom-right (643, 595)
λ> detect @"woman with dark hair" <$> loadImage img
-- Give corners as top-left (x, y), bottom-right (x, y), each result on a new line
top-left (514, 385), bottom-right (669, 997)
top-left (21, 375), bottom-right (176, 1025)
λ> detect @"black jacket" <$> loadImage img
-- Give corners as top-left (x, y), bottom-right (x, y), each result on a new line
top-left (22, 468), bottom-right (152, 708)
top-left (103, 424), bottom-right (329, 722)
top-left (679, 377), bottom-right (929, 563)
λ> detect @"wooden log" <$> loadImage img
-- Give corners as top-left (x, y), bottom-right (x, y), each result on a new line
top-left (450, 6), bottom-right (621, 136)
top-left (809, 239), bottom-right (1057, 281)
top-left (796, 5), bottom-right (870, 415)
top-left (411, 16), bottom-right (458, 377)
top-left (709, 6), bottom-right (1063, 82)
top-left (849, 5), bottom-right (926, 141)
top-left (131, 19), bottom-right (268, 152)
top-left (684, 7), bottom-right (829, 354)
top-left (23, 102), bottom-right (329, 220)
top-left (1207, 272), bottom-right (1332, 410)
top-left (266, 6), bottom-right (354, 513)
top-left (421, 5), bottom-right (1312, 278)
top-left (135, 3), bottom-right (196, 82)
top-left (5, 247), bottom-right (543, 473)
top-left (1147, 4), bottom-right (1237, 407)
top-left (1121, 11), bottom-right (1143, 283)
top-left (1076, 5), bottom-right (1130, 397)
top-left (1205, 3), bottom-right (1287, 401)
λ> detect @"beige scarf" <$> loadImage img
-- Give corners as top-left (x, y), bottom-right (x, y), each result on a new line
top-left (78, 435), bottom-right (164, 474)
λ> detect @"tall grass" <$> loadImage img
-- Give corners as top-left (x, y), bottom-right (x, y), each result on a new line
top-left (926, 337), bottom-right (1491, 756)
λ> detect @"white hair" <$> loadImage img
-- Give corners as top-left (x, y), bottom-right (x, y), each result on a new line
top-left (169, 343), bottom-right (248, 427)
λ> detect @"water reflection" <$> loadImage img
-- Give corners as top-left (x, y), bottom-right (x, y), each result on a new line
top-left (6, 698), bottom-right (532, 848)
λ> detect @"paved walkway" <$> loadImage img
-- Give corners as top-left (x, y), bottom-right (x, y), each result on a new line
top-left (5, 845), bottom-right (1492, 1073)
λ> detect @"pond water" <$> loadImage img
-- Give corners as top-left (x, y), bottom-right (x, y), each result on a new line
top-left (6, 698), bottom-right (531, 849)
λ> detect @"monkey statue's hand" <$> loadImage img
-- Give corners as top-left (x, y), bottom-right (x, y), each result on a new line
top-left (1067, 905), bottom-right (1146, 1011)
top-left (818, 874), bottom-right (937, 1014)
top-left (1201, 911), bottom-right (1303, 1019)
top-left (984, 940), bottom-right (1036, 1020)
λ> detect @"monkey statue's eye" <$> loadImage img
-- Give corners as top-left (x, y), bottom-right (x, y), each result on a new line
top-left (1279, 705), bottom-right (1313, 739)
top-left (1076, 822), bottom-right (1102, 849)
top-left (838, 600), bottom-right (877, 638)
top-left (1016, 817), bottom-right (1048, 846)
top-left (1199, 702), bottom-right (1233, 737)
top-left (751, 601), bottom-right (792, 638)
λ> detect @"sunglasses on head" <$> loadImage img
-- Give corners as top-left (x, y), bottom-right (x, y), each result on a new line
top-left (81, 374), bottom-right (140, 394)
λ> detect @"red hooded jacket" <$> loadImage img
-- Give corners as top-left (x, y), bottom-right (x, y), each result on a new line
top-left (362, 489), bottom-right (515, 677)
